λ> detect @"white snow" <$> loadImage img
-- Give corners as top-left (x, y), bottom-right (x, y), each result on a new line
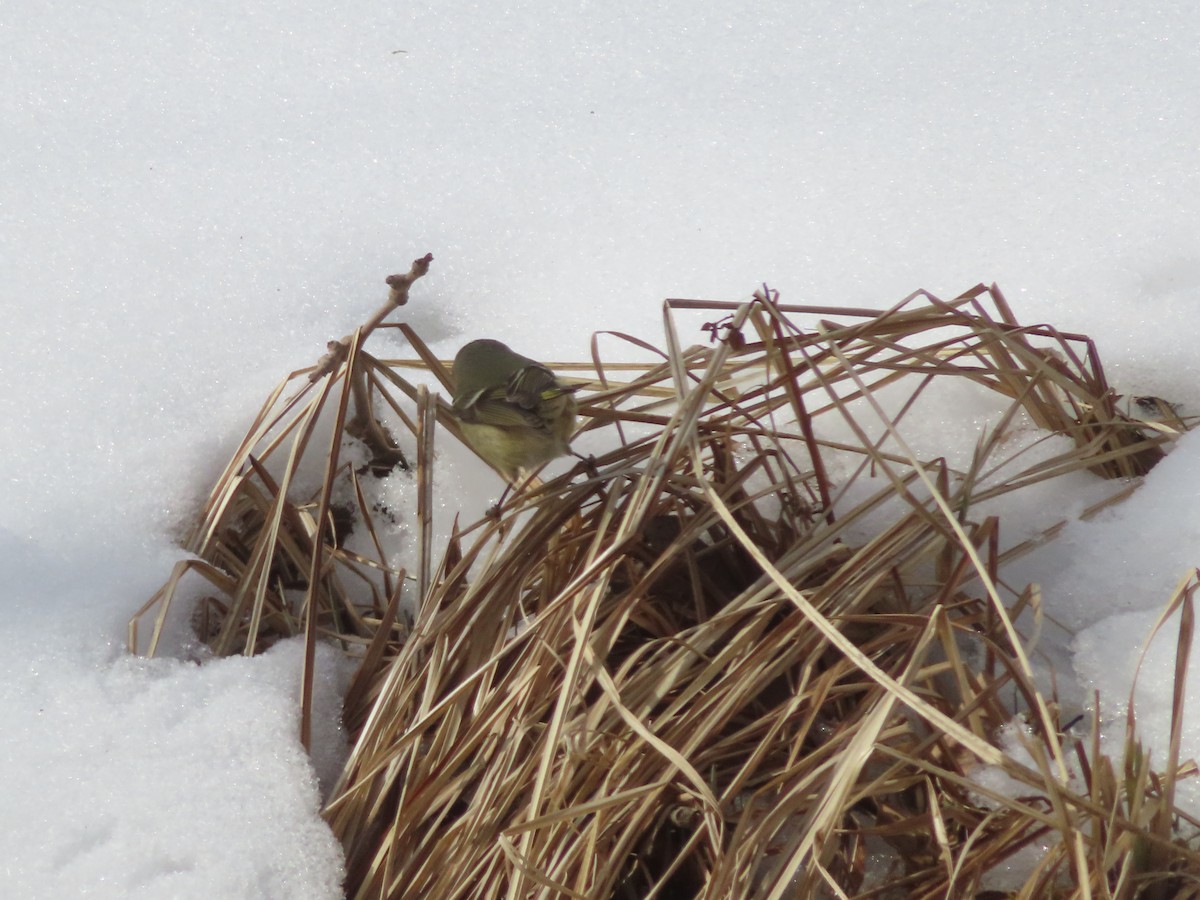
top-left (6, 1), bottom-right (1200, 895)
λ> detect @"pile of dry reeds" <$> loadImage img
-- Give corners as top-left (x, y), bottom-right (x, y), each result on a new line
top-left (132, 259), bottom-right (1200, 898)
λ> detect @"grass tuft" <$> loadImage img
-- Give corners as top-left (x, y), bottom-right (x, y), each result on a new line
top-left (134, 275), bottom-right (1200, 898)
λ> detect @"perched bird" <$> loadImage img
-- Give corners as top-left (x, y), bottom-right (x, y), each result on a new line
top-left (451, 339), bottom-right (579, 483)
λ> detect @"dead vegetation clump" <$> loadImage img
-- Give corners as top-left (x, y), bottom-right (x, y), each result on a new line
top-left (132, 261), bottom-right (1200, 898)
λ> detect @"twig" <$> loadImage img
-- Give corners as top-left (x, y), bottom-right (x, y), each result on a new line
top-left (309, 252), bottom-right (434, 382)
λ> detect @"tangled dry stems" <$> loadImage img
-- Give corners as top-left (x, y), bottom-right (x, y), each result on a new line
top-left (132, 270), bottom-right (1200, 898)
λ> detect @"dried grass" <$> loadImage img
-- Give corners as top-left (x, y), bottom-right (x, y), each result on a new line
top-left (133, 272), bottom-right (1200, 898)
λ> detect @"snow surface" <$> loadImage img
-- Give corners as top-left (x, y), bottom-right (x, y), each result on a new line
top-left (5, 1), bottom-right (1200, 895)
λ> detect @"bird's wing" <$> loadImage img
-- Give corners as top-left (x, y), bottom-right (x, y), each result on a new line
top-left (458, 388), bottom-right (548, 430)
top-left (506, 364), bottom-right (560, 409)
top-left (453, 364), bottom-right (576, 430)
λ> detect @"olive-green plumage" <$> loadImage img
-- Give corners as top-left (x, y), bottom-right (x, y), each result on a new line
top-left (451, 339), bottom-right (578, 482)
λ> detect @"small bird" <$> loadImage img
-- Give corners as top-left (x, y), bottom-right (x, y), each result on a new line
top-left (451, 339), bottom-right (579, 484)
